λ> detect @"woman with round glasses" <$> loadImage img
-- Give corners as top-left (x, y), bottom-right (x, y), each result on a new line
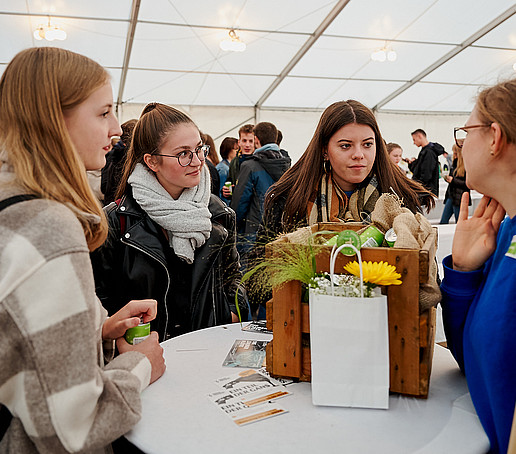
top-left (441, 78), bottom-right (516, 454)
top-left (91, 102), bottom-right (248, 340)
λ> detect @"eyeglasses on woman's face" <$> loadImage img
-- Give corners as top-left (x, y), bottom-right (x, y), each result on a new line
top-left (453, 124), bottom-right (491, 148)
top-left (153, 144), bottom-right (210, 167)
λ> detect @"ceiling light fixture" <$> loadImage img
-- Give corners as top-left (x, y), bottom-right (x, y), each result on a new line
top-left (371, 47), bottom-right (396, 62)
top-left (219, 29), bottom-right (246, 52)
top-left (33, 17), bottom-right (67, 41)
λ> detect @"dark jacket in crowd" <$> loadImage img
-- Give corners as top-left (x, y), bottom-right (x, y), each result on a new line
top-left (90, 189), bottom-right (248, 341)
top-left (444, 158), bottom-right (470, 207)
top-left (409, 142), bottom-right (445, 196)
top-left (206, 159), bottom-right (220, 197)
top-left (101, 140), bottom-right (127, 206)
top-left (231, 145), bottom-right (291, 237)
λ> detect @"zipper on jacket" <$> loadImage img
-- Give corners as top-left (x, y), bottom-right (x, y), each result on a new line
top-left (121, 238), bottom-right (171, 340)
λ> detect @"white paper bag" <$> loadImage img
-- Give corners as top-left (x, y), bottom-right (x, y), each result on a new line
top-left (309, 242), bottom-right (390, 409)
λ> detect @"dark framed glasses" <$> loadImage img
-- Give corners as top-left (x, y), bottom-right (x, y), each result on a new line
top-left (153, 144), bottom-right (210, 167)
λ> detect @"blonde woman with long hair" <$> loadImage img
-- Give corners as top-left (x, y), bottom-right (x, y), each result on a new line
top-left (0, 47), bottom-right (165, 453)
top-left (439, 142), bottom-right (470, 224)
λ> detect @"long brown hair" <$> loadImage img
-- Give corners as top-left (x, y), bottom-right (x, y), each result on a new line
top-left (264, 100), bottom-right (434, 231)
top-left (453, 143), bottom-right (466, 178)
top-left (0, 47), bottom-right (109, 251)
top-left (117, 103), bottom-right (196, 198)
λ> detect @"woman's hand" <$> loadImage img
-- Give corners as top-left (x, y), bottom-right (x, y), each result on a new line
top-left (452, 193), bottom-right (505, 272)
top-left (102, 299), bottom-right (158, 341)
top-left (117, 332), bottom-right (166, 384)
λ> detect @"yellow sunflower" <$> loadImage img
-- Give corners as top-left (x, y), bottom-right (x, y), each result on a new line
top-left (343, 261), bottom-right (402, 286)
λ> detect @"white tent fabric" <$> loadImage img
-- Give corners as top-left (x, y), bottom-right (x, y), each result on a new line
top-left (1, 0), bottom-right (515, 159)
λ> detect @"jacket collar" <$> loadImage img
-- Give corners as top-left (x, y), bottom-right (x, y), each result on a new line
top-left (117, 187), bottom-right (146, 218)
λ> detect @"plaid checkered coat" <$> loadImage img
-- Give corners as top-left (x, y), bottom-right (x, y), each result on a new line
top-left (0, 178), bottom-right (151, 453)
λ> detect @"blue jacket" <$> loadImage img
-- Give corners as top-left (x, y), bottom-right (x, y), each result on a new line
top-left (230, 144), bottom-right (291, 237)
top-left (216, 159), bottom-right (230, 204)
top-left (441, 215), bottom-right (516, 454)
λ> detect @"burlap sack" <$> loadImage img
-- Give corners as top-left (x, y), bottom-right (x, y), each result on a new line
top-left (370, 194), bottom-right (441, 312)
top-left (283, 226), bottom-right (313, 244)
top-left (370, 193), bottom-right (408, 232)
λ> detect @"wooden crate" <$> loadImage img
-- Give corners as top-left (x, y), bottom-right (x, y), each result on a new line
top-left (265, 222), bottom-right (437, 398)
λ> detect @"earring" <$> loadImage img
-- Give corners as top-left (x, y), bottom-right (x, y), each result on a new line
top-left (324, 160), bottom-right (331, 174)
top-left (490, 151), bottom-right (495, 156)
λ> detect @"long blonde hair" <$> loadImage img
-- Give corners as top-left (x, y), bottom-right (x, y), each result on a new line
top-left (452, 144), bottom-right (465, 178)
top-left (0, 47), bottom-right (109, 250)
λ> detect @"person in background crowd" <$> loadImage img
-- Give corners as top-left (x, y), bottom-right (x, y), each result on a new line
top-left (91, 103), bottom-right (248, 341)
top-left (276, 129), bottom-right (290, 158)
top-left (439, 142), bottom-right (470, 224)
top-left (409, 129), bottom-right (445, 196)
top-left (441, 77), bottom-right (516, 454)
top-left (0, 46), bottom-right (165, 453)
top-left (386, 142), bottom-right (403, 166)
top-left (222, 124), bottom-right (255, 200)
top-left (200, 132), bottom-right (219, 196)
top-left (217, 136), bottom-right (239, 204)
top-left (276, 129), bottom-right (283, 146)
top-left (442, 150), bottom-right (453, 175)
top-left (230, 122), bottom-right (291, 268)
top-left (249, 100), bottom-right (434, 318)
top-left (102, 118), bottom-right (137, 205)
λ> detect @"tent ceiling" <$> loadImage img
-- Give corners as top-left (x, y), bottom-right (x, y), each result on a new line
top-left (1, 0), bottom-right (515, 114)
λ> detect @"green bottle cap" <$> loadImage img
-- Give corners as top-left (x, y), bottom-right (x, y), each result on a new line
top-left (336, 230), bottom-right (361, 256)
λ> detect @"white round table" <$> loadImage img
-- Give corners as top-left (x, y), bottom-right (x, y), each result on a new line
top-left (126, 323), bottom-right (489, 454)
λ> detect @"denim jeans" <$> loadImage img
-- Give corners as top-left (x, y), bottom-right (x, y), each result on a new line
top-left (440, 198), bottom-right (460, 224)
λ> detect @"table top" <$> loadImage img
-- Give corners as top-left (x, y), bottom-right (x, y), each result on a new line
top-left (126, 323), bottom-right (489, 454)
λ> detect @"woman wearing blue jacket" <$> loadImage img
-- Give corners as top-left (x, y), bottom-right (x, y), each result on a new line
top-left (441, 77), bottom-right (516, 454)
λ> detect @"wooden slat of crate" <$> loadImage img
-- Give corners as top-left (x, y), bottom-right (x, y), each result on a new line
top-left (418, 307), bottom-right (436, 396)
top-left (270, 277), bottom-right (303, 378)
top-left (384, 248), bottom-right (421, 395)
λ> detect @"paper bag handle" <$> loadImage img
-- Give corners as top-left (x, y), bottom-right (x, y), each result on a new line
top-left (329, 244), bottom-right (364, 298)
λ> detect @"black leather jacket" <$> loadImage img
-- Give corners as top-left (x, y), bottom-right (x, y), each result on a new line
top-left (90, 190), bottom-right (248, 340)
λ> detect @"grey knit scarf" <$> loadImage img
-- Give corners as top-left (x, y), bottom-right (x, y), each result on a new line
top-left (128, 163), bottom-right (212, 264)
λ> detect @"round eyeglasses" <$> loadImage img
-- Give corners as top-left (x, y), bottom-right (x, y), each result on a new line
top-left (453, 124), bottom-right (491, 148)
top-left (153, 144), bottom-right (210, 167)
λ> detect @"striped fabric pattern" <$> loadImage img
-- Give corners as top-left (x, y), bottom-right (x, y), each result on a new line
top-left (0, 182), bottom-right (151, 454)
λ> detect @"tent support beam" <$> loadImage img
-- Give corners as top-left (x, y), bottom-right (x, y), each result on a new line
top-left (373, 4), bottom-right (516, 112)
top-left (213, 116), bottom-right (255, 142)
top-left (254, 0), bottom-right (351, 110)
top-left (116, 0), bottom-right (141, 115)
